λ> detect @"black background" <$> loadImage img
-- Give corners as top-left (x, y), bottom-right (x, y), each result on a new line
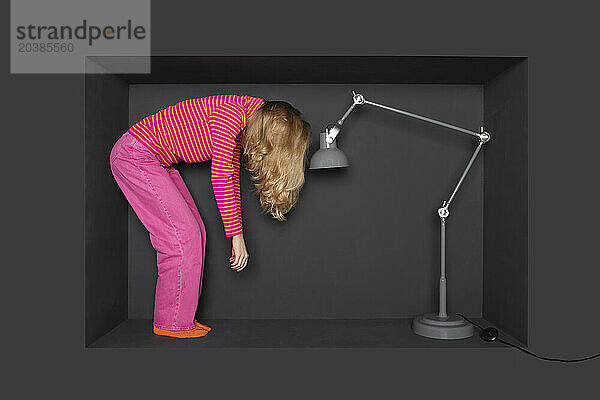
top-left (3, 0), bottom-right (599, 397)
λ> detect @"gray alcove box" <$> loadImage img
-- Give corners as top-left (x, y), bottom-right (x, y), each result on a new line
top-left (85, 56), bottom-right (528, 348)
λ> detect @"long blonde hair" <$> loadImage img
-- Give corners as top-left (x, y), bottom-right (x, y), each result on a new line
top-left (242, 100), bottom-right (312, 221)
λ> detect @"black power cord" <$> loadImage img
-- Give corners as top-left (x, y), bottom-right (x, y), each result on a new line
top-left (457, 314), bottom-right (600, 363)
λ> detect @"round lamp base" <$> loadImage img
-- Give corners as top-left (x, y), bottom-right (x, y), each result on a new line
top-left (412, 313), bottom-right (474, 340)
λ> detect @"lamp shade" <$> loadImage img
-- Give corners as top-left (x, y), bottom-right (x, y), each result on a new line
top-left (309, 132), bottom-right (349, 169)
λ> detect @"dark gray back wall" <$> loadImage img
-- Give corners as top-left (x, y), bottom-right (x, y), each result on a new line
top-left (128, 84), bottom-right (484, 319)
top-left (483, 61), bottom-right (529, 344)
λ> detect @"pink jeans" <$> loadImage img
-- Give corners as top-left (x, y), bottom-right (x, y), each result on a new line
top-left (110, 132), bottom-right (206, 331)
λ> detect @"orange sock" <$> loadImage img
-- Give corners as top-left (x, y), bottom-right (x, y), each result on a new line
top-left (153, 325), bottom-right (209, 339)
top-left (194, 321), bottom-right (212, 332)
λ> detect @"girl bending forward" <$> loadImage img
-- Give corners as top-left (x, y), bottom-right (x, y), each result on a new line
top-left (110, 95), bottom-right (311, 338)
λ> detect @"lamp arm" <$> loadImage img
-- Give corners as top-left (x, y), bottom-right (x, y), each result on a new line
top-left (437, 140), bottom-right (484, 219)
top-left (324, 90), bottom-right (491, 216)
top-left (324, 91), bottom-right (364, 142)
top-left (325, 91), bottom-right (491, 144)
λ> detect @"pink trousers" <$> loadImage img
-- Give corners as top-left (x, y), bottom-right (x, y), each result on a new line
top-left (110, 132), bottom-right (206, 331)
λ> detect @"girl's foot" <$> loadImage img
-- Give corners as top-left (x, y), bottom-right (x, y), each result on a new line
top-left (153, 325), bottom-right (209, 339)
top-left (194, 321), bottom-right (212, 331)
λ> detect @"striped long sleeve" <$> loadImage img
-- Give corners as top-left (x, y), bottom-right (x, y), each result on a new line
top-left (209, 103), bottom-right (247, 237)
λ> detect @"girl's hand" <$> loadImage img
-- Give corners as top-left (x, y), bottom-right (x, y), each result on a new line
top-left (230, 233), bottom-right (248, 272)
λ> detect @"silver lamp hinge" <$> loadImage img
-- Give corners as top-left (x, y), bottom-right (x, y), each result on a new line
top-left (478, 126), bottom-right (491, 143)
top-left (438, 201), bottom-right (449, 219)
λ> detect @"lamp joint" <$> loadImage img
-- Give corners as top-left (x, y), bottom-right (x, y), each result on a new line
top-left (325, 123), bottom-right (342, 144)
top-left (438, 201), bottom-right (449, 219)
top-left (352, 91), bottom-right (365, 105)
top-left (478, 127), bottom-right (491, 143)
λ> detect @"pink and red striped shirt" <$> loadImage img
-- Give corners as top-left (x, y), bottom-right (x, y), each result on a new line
top-left (127, 94), bottom-right (265, 237)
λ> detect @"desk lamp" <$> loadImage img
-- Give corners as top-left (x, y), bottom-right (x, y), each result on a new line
top-left (310, 91), bottom-right (491, 339)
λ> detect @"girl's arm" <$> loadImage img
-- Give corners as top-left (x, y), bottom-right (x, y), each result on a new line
top-left (209, 104), bottom-right (245, 237)
top-left (209, 102), bottom-right (249, 271)
top-left (230, 136), bottom-right (249, 271)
